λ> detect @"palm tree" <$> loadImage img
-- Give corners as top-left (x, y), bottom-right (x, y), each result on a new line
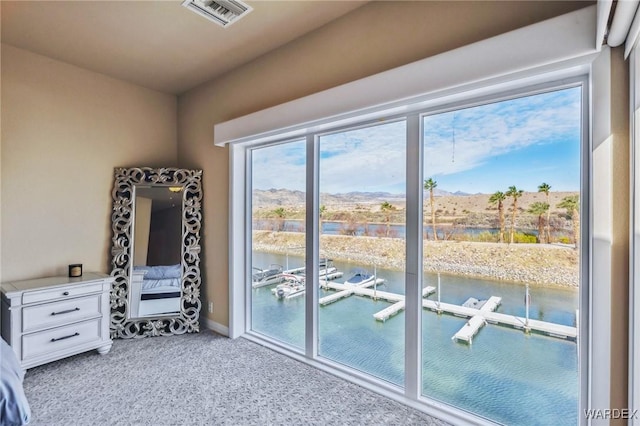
top-left (380, 201), bottom-right (396, 237)
top-left (319, 205), bottom-right (326, 234)
top-left (506, 185), bottom-right (524, 244)
top-left (488, 191), bottom-right (506, 243)
top-left (557, 195), bottom-right (580, 250)
top-left (538, 183), bottom-right (552, 243)
top-left (527, 202), bottom-right (549, 244)
top-left (424, 178), bottom-right (438, 241)
top-left (272, 207), bottom-right (286, 231)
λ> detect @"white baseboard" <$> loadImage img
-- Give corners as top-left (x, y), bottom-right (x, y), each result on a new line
top-left (200, 316), bottom-right (229, 337)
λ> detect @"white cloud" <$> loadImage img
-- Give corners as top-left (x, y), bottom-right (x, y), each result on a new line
top-left (251, 87), bottom-right (581, 194)
top-left (423, 88), bottom-right (581, 177)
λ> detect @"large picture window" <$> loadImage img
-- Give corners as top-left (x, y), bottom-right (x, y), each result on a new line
top-left (420, 87), bottom-right (582, 424)
top-left (244, 83), bottom-right (585, 424)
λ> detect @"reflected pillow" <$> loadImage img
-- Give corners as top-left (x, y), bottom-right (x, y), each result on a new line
top-left (133, 264), bottom-right (181, 280)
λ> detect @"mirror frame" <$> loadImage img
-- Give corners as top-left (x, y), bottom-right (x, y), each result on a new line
top-left (109, 167), bottom-right (202, 338)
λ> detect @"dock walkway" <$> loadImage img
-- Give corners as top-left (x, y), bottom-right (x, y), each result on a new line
top-left (452, 296), bottom-right (502, 344)
top-left (422, 298), bottom-right (576, 341)
top-left (320, 281), bottom-right (576, 341)
top-left (319, 279), bottom-right (387, 305)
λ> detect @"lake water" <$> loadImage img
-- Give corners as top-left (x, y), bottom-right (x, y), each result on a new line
top-left (251, 251), bottom-right (579, 425)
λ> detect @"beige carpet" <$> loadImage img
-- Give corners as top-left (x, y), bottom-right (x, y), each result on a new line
top-left (22, 331), bottom-right (449, 425)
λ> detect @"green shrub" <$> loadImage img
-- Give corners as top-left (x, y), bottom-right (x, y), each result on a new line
top-left (454, 231), bottom-right (498, 243)
top-left (513, 232), bottom-right (537, 243)
top-left (557, 236), bottom-right (571, 244)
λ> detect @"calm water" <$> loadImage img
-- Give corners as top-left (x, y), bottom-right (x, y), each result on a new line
top-left (251, 252), bottom-right (579, 425)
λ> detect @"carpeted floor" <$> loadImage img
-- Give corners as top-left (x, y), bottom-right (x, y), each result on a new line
top-left (22, 331), bottom-right (449, 425)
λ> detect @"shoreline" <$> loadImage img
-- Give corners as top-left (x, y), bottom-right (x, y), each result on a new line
top-left (252, 231), bottom-right (579, 288)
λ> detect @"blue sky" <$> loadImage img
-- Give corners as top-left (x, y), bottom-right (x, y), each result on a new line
top-left (252, 86), bottom-right (581, 195)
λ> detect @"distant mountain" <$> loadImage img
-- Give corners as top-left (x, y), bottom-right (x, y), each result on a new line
top-left (431, 188), bottom-right (470, 197)
top-left (253, 188), bottom-right (579, 213)
top-left (253, 188), bottom-right (473, 207)
top-left (253, 189), bottom-right (406, 207)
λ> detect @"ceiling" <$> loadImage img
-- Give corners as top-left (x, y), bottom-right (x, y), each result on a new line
top-left (1, 1), bottom-right (367, 95)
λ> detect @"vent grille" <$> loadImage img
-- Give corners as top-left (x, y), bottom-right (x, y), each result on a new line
top-left (181, 0), bottom-right (253, 28)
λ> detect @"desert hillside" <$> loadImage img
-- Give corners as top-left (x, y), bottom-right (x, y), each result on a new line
top-left (253, 188), bottom-right (580, 237)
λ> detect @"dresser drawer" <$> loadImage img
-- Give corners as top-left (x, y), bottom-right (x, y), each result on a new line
top-left (22, 294), bottom-right (101, 333)
top-left (22, 282), bottom-right (103, 305)
top-left (22, 318), bottom-right (102, 360)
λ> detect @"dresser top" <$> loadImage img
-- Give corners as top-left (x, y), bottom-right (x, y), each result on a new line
top-left (1, 272), bottom-right (113, 296)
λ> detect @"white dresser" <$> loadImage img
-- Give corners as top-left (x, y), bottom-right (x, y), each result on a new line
top-left (1, 273), bottom-right (114, 369)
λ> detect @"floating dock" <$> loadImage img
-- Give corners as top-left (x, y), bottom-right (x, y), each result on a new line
top-left (253, 267), bottom-right (343, 288)
top-left (319, 279), bottom-right (436, 320)
top-left (452, 296), bottom-right (502, 344)
top-left (453, 316), bottom-right (487, 344)
top-left (318, 278), bottom-right (387, 305)
top-left (320, 280), bottom-right (576, 342)
top-left (421, 298), bottom-right (577, 341)
top-left (372, 287), bottom-right (437, 321)
top-left (284, 265), bottom-right (344, 281)
top-left (259, 264), bottom-right (578, 344)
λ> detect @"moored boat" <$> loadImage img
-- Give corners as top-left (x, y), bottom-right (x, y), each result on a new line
top-left (252, 264), bottom-right (284, 288)
top-left (271, 274), bottom-right (305, 299)
top-left (344, 270), bottom-right (375, 286)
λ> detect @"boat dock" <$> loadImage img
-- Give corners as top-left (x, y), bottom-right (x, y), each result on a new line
top-left (253, 267), bottom-right (343, 288)
top-left (420, 297), bottom-right (577, 342)
top-left (319, 281), bottom-right (576, 342)
top-left (318, 278), bottom-right (388, 305)
top-left (372, 287), bottom-right (437, 321)
top-left (257, 264), bottom-right (577, 345)
top-left (284, 266), bottom-right (344, 281)
top-left (452, 296), bottom-right (501, 344)
top-left (319, 279), bottom-right (437, 320)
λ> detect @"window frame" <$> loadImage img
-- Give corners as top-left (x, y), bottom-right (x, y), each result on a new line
top-left (630, 45), bottom-right (640, 423)
top-left (235, 76), bottom-right (591, 425)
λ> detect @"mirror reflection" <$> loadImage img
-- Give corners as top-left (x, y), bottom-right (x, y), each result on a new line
top-left (129, 186), bottom-right (183, 318)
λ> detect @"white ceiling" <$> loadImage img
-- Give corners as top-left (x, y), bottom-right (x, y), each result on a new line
top-left (1, 1), bottom-right (367, 95)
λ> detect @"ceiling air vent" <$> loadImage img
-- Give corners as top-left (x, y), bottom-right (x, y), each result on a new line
top-left (181, 0), bottom-right (253, 28)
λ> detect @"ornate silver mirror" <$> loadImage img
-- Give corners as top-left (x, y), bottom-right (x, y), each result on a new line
top-left (110, 167), bottom-right (202, 338)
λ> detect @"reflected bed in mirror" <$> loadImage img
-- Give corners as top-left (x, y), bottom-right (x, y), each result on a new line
top-left (130, 186), bottom-right (182, 318)
top-left (110, 168), bottom-right (202, 339)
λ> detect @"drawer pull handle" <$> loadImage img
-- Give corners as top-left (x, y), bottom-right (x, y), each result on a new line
top-left (62, 291), bottom-right (70, 296)
top-left (51, 307), bottom-right (80, 316)
top-left (51, 332), bottom-right (79, 342)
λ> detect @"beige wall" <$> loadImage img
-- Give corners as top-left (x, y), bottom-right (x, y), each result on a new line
top-left (1, 44), bottom-right (177, 281)
top-left (610, 47), bottom-right (630, 422)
